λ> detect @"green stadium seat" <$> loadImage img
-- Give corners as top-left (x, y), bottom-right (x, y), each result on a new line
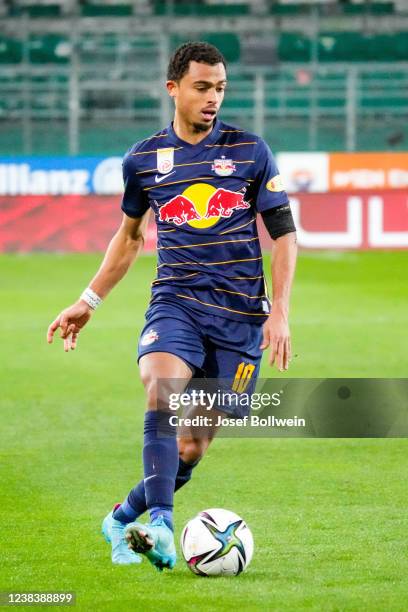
top-left (154, 1), bottom-right (197, 16)
top-left (222, 97), bottom-right (253, 110)
top-left (318, 97), bottom-right (346, 109)
top-left (361, 96), bottom-right (408, 110)
top-left (22, 4), bottom-right (62, 17)
top-left (278, 33), bottom-right (311, 62)
top-left (361, 70), bottom-right (406, 82)
top-left (285, 97), bottom-right (310, 110)
top-left (264, 96), bottom-right (280, 109)
top-left (0, 37), bottom-right (23, 64)
top-left (343, 2), bottom-right (394, 15)
top-left (81, 2), bottom-right (132, 17)
top-left (278, 31), bottom-right (408, 63)
top-left (269, 3), bottom-right (307, 16)
top-left (204, 33), bottom-right (240, 63)
top-left (133, 97), bottom-right (160, 110)
top-left (392, 32), bottom-right (408, 60)
top-left (0, 97), bottom-right (24, 113)
top-left (29, 35), bottom-right (70, 64)
top-left (170, 33), bottom-right (240, 63)
top-left (154, 1), bottom-right (249, 16)
top-left (318, 32), bottom-right (365, 62)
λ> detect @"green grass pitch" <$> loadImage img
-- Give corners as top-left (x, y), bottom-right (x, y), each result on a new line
top-left (1, 251), bottom-right (407, 611)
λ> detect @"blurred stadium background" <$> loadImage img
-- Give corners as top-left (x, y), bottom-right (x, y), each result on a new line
top-left (1, 0), bottom-right (408, 154)
top-left (0, 0), bottom-right (407, 252)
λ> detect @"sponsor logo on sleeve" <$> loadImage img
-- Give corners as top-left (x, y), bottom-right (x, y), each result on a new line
top-left (266, 174), bottom-right (284, 192)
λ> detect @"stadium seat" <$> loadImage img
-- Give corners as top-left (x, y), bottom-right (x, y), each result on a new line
top-left (318, 32), bottom-right (365, 62)
top-left (343, 1), bottom-right (394, 15)
top-left (222, 97), bottom-right (253, 110)
top-left (29, 35), bottom-right (70, 64)
top-left (154, 1), bottom-right (249, 16)
top-left (80, 2), bottom-right (132, 17)
top-left (170, 33), bottom-right (241, 63)
top-left (269, 2), bottom-right (308, 16)
top-left (20, 4), bottom-right (62, 17)
top-left (133, 97), bottom-right (160, 110)
top-left (0, 37), bottom-right (23, 64)
top-left (278, 33), bottom-right (311, 62)
top-left (278, 31), bottom-right (408, 62)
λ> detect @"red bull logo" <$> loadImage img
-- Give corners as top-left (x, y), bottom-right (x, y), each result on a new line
top-left (211, 156), bottom-right (236, 177)
top-left (205, 188), bottom-right (249, 218)
top-left (158, 184), bottom-right (250, 229)
top-left (158, 194), bottom-right (201, 226)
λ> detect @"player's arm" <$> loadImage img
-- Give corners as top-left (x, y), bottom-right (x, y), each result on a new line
top-left (47, 210), bottom-right (150, 351)
top-left (252, 137), bottom-right (297, 371)
top-left (260, 211), bottom-right (297, 370)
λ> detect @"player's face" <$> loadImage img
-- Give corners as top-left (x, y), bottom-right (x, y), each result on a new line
top-left (167, 61), bottom-right (227, 133)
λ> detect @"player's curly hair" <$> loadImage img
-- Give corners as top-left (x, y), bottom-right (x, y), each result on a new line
top-left (167, 42), bottom-right (226, 82)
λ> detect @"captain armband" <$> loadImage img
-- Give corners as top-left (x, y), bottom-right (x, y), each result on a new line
top-left (261, 203), bottom-right (296, 240)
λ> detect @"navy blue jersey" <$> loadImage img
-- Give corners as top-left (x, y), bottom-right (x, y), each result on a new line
top-left (121, 119), bottom-right (289, 322)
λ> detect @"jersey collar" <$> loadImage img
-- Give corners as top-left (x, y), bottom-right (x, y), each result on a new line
top-left (167, 118), bottom-right (221, 149)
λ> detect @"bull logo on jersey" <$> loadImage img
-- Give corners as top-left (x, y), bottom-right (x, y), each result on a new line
top-left (211, 156), bottom-right (236, 177)
top-left (158, 195), bottom-right (201, 225)
top-left (141, 328), bottom-right (159, 346)
top-left (158, 183), bottom-right (250, 229)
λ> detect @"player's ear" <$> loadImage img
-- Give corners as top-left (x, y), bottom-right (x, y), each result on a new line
top-left (166, 80), bottom-right (177, 99)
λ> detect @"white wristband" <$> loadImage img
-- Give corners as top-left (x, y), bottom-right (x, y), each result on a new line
top-left (80, 287), bottom-right (103, 310)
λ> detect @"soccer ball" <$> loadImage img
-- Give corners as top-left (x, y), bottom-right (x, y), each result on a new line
top-left (180, 508), bottom-right (254, 576)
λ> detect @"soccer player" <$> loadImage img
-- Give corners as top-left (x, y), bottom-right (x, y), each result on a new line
top-left (47, 42), bottom-right (297, 571)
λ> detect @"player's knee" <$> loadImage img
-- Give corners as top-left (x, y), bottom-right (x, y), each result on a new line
top-left (141, 374), bottom-right (158, 409)
top-left (179, 438), bottom-right (209, 464)
top-left (141, 374), bottom-right (173, 410)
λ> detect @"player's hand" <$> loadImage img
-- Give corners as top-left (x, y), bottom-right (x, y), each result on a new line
top-left (47, 300), bottom-right (93, 352)
top-left (260, 310), bottom-right (291, 371)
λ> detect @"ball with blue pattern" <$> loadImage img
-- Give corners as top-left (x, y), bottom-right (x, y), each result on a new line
top-left (181, 508), bottom-right (254, 576)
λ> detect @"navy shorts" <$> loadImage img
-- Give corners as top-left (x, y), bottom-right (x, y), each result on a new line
top-left (137, 299), bottom-right (264, 417)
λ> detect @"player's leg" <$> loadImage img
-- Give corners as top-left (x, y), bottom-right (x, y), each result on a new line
top-left (114, 441), bottom-right (207, 526)
top-left (116, 310), bottom-right (261, 544)
top-left (103, 304), bottom-right (206, 567)
top-left (124, 351), bottom-right (192, 570)
top-left (139, 351), bottom-right (192, 531)
top-left (103, 353), bottom-right (188, 567)
top-left (122, 302), bottom-right (205, 532)
top-left (112, 403), bottom-right (218, 534)
top-left (123, 419), bottom-right (220, 569)
top-left (113, 456), bottom-right (201, 525)
top-left (104, 452), bottom-right (201, 566)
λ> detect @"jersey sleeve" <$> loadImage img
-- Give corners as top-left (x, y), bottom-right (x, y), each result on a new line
top-left (252, 139), bottom-right (289, 213)
top-left (120, 151), bottom-right (150, 218)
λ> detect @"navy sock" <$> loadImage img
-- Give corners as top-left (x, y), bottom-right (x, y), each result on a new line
top-left (143, 410), bottom-right (178, 531)
top-left (174, 457), bottom-right (200, 491)
top-left (112, 487), bottom-right (146, 523)
top-left (113, 457), bottom-right (200, 524)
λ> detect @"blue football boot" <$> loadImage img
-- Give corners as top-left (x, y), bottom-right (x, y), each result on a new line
top-left (102, 507), bottom-right (142, 565)
top-left (125, 516), bottom-right (176, 571)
